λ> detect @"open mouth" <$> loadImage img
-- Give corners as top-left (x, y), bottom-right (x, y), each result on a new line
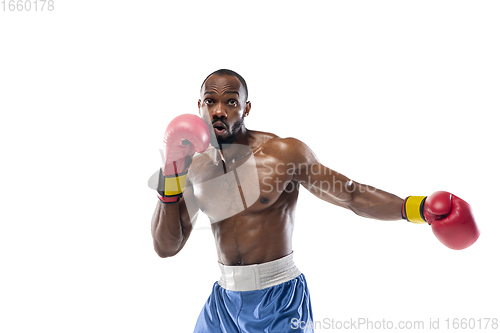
top-left (212, 121), bottom-right (227, 136)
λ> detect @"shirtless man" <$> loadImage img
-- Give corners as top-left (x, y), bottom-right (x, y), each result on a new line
top-left (151, 69), bottom-right (479, 332)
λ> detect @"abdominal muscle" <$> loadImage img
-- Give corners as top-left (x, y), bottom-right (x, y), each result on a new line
top-left (209, 184), bottom-right (299, 266)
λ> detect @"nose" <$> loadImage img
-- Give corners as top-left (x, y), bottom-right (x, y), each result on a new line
top-left (211, 102), bottom-right (227, 119)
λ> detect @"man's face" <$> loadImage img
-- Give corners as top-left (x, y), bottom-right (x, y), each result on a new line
top-left (198, 75), bottom-right (250, 147)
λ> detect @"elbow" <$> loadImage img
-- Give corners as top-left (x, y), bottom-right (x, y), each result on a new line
top-left (152, 231), bottom-right (185, 258)
top-left (155, 248), bottom-right (179, 258)
top-left (153, 242), bottom-right (181, 258)
top-left (156, 252), bottom-right (174, 258)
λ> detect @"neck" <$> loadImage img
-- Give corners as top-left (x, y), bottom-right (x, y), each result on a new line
top-left (218, 126), bottom-right (250, 163)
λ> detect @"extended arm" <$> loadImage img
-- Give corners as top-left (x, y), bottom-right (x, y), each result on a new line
top-left (279, 137), bottom-right (479, 249)
top-left (284, 138), bottom-right (403, 221)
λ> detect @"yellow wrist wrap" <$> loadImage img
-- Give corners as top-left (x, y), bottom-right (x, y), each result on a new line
top-left (403, 196), bottom-right (427, 224)
top-left (157, 168), bottom-right (189, 201)
top-left (161, 172), bottom-right (188, 196)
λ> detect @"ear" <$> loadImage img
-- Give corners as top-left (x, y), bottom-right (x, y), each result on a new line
top-left (198, 99), bottom-right (201, 115)
top-left (244, 101), bottom-right (251, 117)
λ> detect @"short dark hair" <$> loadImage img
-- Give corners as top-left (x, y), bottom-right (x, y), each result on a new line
top-left (200, 69), bottom-right (248, 101)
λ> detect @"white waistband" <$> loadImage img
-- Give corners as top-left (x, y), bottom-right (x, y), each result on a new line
top-left (217, 253), bottom-right (301, 291)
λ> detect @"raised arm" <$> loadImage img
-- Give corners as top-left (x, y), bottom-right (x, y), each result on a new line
top-left (282, 137), bottom-right (403, 221)
top-left (152, 114), bottom-right (209, 257)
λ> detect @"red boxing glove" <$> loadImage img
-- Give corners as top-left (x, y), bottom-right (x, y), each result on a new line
top-left (402, 191), bottom-right (480, 250)
top-left (425, 191), bottom-right (480, 250)
top-left (157, 114), bottom-right (210, 203)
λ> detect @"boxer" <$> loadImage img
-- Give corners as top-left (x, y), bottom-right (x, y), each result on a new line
top-left (151, 69), bottom-right (479, 333)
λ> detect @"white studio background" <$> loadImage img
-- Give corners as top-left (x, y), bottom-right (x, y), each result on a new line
top-left (1, 1), bottom-right (499, 332)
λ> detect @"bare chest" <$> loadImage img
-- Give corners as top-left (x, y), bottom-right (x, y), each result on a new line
top-left (189, 151), bottom-right (295, 222)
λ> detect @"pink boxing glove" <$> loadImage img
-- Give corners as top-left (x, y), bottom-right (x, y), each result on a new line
top-left (402, 191), bottom-right (480, 250)
top-left (157, 114), bottom-right (210, 203)
top-left (162, 114), bottom-right (210, 176)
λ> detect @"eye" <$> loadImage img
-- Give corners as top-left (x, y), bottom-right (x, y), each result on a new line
top-left (228, 99), bottom-right (238, 106)
top-left (204, 98), bottom-right (213, 105)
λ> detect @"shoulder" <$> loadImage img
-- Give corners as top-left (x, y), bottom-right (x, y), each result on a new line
top-left (247, 129), bottom-right (302, 151)
top-left (261, 136), bottom-right (319, 165)
top-left (247, 129), bottom-right (279, 148)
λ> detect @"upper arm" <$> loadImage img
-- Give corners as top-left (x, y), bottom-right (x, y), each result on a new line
top-left (276, 138), bottom-right (403, 220)
top-left (278, 137), bottom-right (354, 206)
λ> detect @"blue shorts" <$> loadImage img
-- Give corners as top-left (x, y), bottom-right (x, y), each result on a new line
top-left (193, 273), bottom-right (314, 332)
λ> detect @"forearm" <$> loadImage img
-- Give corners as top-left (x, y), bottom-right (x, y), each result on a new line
top-left (347, 182), bottom-right (404, 221)
top-left (151, 201), bottom-right (189, 257)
